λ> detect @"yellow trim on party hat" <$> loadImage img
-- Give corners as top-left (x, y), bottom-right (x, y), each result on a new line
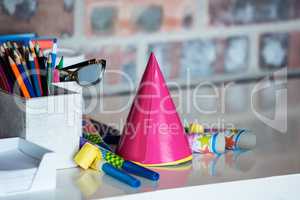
top-left (132, 155), bottom-right (193, 167)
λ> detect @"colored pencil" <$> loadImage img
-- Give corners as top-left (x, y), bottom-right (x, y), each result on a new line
top-left (56, 56), bottom-right (64, 70)
top-left (28, 53), bottom-right (42, 97)
top-left (34, 42), bottom-right (40, 55)
top-left (51, 39), bottom-right (57, 69)
top-left (8, 56), bottom-right (31, 98)
top-left (13, 50), bottom-right (31, 85)
top-left (33, 53), bottom-right (43, 96)
top-left (0, 64), bottom-right (10, 92)
top-left (21, 57), bottom-right (32, 84)
top-left (0, 37), bottom-right (61, 98)
top-left (29, 40), bottom-right (43, 96)
top-left (14, 55), bottom-right (36, 97)
top-left (38, 50), bottom-right (48, 96)
top-left (0, 47), bottom-right (15, 91)
top-left (47, 54), bottom-right (52, 94)
top-left (1, 44), bottom-right (12, 59)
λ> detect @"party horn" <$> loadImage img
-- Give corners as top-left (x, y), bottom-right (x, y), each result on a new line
top-left (102, 163), bottom-right (141, 188)
top-left (225, 130), bottom-right (256, 150)
top-left (185, 122), bottom-right (246, 134)
top-left (187, 132), bottom-right (225, 154)
top-left (80, 137), bottom-right (159, 181)
top-left (100, 151), bottom-right (160, 180)
top-left (74, 142), bottom-right (140, 188)
top-left (83, 133), bottom-right (111, 151)
top-left (188, 123), bottom-right (204, 134)
top-left (74, 142), bottom-right (102, 170)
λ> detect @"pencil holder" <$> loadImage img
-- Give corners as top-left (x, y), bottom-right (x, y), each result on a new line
top-left (0, 84), bottom-right (82, 169)
top-left (53, 81), bottom-right (82, 94)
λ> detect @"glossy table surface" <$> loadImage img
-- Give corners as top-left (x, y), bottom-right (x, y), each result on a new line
top-left (3, 77), bottom-right (300, 200)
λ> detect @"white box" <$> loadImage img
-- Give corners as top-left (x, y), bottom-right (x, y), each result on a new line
top-left (0, 85), bottom-right (82, 169)
top-left (0, 137), bottom-right (56, 196)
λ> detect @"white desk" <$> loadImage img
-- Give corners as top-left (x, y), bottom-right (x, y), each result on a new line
top-left (3, 78), bottom-right (300, 200)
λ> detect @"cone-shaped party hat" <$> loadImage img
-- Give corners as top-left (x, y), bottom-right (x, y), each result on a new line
top-left (117, 53), bottom-right (192, 166)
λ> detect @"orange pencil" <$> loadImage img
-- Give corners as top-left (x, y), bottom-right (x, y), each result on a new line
top-left (8, 56), bottom-right (31, 98)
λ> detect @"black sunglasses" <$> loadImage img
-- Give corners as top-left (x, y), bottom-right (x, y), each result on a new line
top-left (59, 59), bottom-right (106, 86)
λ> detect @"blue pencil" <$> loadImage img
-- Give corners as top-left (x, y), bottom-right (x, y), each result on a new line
top-left (28, 53), bottom-right (42, 97)
top-left (15, 55), bottom-right (36, 97)
top-left (13, 50), bottom-right (32, 86)
top-left (51, 39), bottom-right (57, 69)
top-left (47, 54), bottom-right (52, 94)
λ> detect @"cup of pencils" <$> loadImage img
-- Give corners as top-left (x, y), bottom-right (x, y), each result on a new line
top-left (0, 37), bottom-right (88, 169)
top-left (0, 38), bottom-right (107, 99)
top-left (0, 40), bottom-right (58, 98)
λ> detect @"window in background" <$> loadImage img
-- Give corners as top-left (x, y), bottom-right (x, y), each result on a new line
top-left (149, 36), bottom-right (250, 82)
top-left (90, 7), bottom-right (118, 35)
top-left (224, 37), bottom-right (249, 73)
top-left (0, 0), bottom-right (74, 37)
top-left (85, 0), bottom-right (196, 36)
top-left (133, 5), bottom-right (163, 33)
top-left (260, 33), bottom-right (288, 70)
top-left (209, 0), bottom-right (297, 26)
top-left (180, 40), bottom-right (217, 78)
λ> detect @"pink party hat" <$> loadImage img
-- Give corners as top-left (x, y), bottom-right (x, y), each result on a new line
top-left (117, 53), bottom-right (192, 166)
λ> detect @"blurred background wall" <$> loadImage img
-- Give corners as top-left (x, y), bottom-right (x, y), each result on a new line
top-left (1, 0), bottom-right (300, 95)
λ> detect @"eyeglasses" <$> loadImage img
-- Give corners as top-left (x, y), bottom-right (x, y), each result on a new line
top-left (59, 59), bottom-right (106, 86)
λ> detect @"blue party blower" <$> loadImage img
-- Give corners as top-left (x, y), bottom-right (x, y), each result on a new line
top-left (102, 163), bottom-right (141, 188)
top-left (122, 161), bottom-right (159, 181)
